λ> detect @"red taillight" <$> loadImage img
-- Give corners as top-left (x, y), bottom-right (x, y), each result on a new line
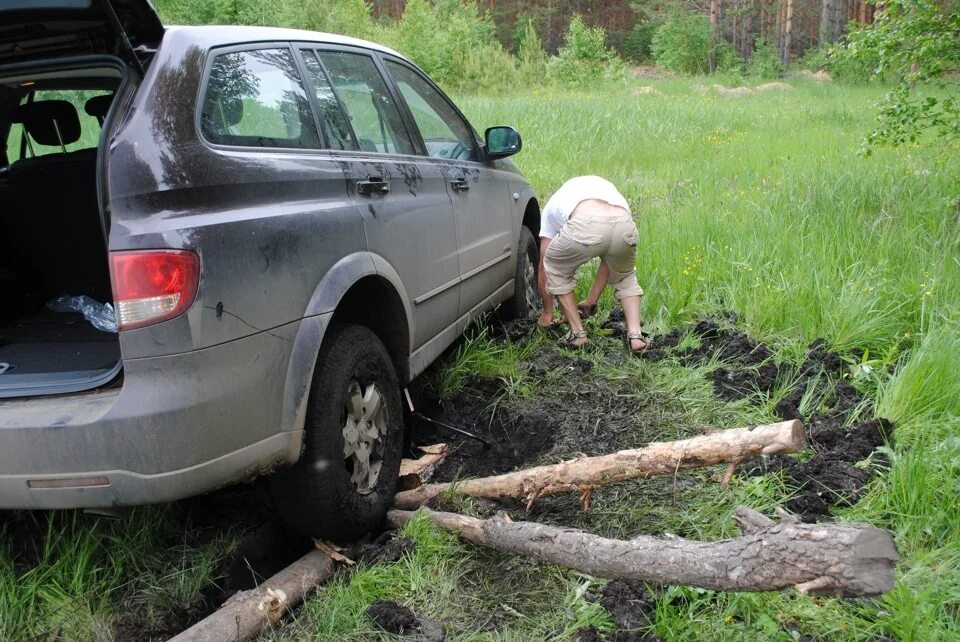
top-left (109, 250), bottom-right (200, 331)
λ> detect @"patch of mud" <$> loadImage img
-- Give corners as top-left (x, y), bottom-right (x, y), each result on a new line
top-left (411, 377), bottom-right (559, 482)
top-left (632, 314), bottom-right (893, 520)
top-left (366, 600), bottom-right (445, 641)
top-left (368, 599), bottom-right (419, 634)
top-left (746, 418), bottom-right (891, 520)
top-left (457, 312), bottom-right (892, 525)
top-left (577, 627), bottom-right (602, 642)
top-left (218, 520), bottom-right (312, 594)
top-left (596, 579), bottom-right (662, 642)
top-left (358, 533), bottom-right (415, 565)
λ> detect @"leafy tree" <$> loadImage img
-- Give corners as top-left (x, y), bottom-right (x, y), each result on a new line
top-left (388, 0), bottom-right (517, 91)
top-left (842, 0), bottom-right (960, 149)
top-left (516, 16), bottom-right (547, 67)
top-left (297, 0), bottom-right (374, 38)
top-left (651, 13), bottom-right (712, 74)
top-left (746, 38), bottom-right (784, 79)
top-left (623, 21), bottom-right (660, 62)
top-left (548, 15), bottom-right (626, 83)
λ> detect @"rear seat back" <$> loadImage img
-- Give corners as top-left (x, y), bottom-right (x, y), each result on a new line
top-left (1, 99), bottom-right (109, 301)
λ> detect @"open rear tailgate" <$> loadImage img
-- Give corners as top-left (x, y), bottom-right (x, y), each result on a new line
top-left (0, 0), bottom-right (163, 67)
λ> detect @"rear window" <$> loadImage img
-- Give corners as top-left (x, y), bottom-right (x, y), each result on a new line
top-left (5, 89), bottom-right (110, 163)
top-left (200, 48), bottom-right (321, 149)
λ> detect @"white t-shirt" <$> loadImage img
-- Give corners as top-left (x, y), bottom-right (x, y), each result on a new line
top-left (539, 175), bottom-right (631, 239)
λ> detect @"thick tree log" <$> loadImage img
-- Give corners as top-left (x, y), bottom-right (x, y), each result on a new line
top-left (388, 506), bottom-right (897, 597)
top-left (168, 547), bottom-right (341, 642)
top-left (394, 420), bottom-right (805, 510)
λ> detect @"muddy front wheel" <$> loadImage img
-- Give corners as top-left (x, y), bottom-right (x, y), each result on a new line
top-left (501, 226), bottom-right (541, 320)
top-left (270, 324), bottom-right (403, 539)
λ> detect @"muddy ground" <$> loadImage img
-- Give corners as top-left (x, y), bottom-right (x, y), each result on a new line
top-left (415, 313), bottom-right (889, 522)
top-left (402, 311), bottom-right (891, 640)
top-left (3, 310), bottom-right (891, 641)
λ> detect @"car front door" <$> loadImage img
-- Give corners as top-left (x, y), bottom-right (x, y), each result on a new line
top-left (381, 58), bottom-right (515, 318)
top-left (299, 46), bottom-right (460, 349)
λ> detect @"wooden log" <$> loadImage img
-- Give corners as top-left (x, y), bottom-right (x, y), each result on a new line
top-left (399, 444), bottom-right (448, 478)
top-left (388, 506), bottom-right (897, 597)
top-left (394, 420), bottom-right (805, 510)
top-left (168, 546), bottom-right (342, 642)
top-left (397, 443), bottom-right (448, 491)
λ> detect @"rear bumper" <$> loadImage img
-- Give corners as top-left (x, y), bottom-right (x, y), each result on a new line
top-left (0, 319), bottom-right (312, 509)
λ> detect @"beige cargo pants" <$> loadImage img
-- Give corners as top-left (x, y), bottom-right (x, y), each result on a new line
top-left (543, 206), bottom-right (643, 300)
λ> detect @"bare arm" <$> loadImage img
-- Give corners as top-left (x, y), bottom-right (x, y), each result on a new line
top-left (583, 261), bottom-right (609, 307)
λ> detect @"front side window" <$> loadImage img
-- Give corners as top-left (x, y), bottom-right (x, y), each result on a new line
top-left (200, 48), bottom-right (320, 149)
top-left (317, 51), bottom-right (414, 156)
top-left (385, 61), bottom-right (475, 162)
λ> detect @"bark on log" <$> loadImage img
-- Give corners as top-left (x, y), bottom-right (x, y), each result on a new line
top-left (388, 506), bottom-right (897, 597)
top-left (394, 420), bottom-right (805, 510)
top-left (168, 548), bottom-right (341, 642)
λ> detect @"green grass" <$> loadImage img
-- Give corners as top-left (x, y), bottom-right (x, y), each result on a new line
top-left (354, 76), bottom-right (957, 641)
top-left (0, 507), bottom-right (239, 641)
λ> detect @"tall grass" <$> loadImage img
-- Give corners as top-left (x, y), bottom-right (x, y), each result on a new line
top-left (451, 78), bottom-right (959, 640)
top-left (0, 508), bottom-right (236, 641)
top-left (457, 80), bottom-right (959, 352)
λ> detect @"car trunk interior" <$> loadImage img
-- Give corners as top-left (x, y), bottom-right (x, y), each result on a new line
top-left (0, 71), bottom-right (121, 398)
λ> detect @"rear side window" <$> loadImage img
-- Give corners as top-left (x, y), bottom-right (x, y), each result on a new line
top-left (317, 51), bottom-right (415, 156)
top-left (200, 48), bottom-right (320, 149)
top-left (300, 50), bottom-right (359, 151)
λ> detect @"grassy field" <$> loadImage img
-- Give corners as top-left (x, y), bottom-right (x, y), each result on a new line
top-left (278, 78), bottom-right (960, 641)
top-left (2, 77), bottom-right (958, 641)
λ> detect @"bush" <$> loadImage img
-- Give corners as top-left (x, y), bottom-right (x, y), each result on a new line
top-left (796, 47), bottom-right (830, 72)
top-left (514, 17), bottom-right (547, 84)
top-left (823, 33), bottom-right (881, 83)
top-left (385, 0), bottom-right (517, 91)
top-left (548, 15), bottom-right (626, 84)
top-left (746, 38), bottom-right (784, 79)
top-left (623, 21), bottom-right (660, 63)
top-left (797, 30), bottom-right (878, 83)
top-left (297, 0), bottom-right (374, 38)
top-left (651, 14), bottom-right (711, 75)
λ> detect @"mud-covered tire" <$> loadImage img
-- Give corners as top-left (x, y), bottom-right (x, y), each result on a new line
top-left (270, 324), bottom-right (403, 539)
top-left (500, 226), bottom-right (541, 320)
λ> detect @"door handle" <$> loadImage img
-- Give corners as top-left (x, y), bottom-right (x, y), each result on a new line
top-left (357, 176), bottom-right (390, 196)
top-left (450, 177), bottom-right (470, 192)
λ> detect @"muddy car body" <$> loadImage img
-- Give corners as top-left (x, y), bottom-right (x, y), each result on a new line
top-left (0, 1), bottom-right (541, 536)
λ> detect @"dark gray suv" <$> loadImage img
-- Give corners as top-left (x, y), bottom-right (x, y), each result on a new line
top-left (0, 1), bottom-right (542, 537)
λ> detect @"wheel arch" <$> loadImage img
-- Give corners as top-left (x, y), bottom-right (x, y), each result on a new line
top-left (522, 196), bottom-right (540, 238)
top-left (280, 252), bottom-right (413, 463)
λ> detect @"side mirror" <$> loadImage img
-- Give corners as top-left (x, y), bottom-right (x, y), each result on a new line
top-left (485, 126), bottom-right (521, 160)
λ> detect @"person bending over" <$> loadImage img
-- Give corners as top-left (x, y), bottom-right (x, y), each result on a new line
top-left (537, 175), bottom-right (647, 352)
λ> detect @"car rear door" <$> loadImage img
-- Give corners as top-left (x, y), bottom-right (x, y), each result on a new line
top-left (298, 46), bottom-right (459, 350)
top-left (0, 0), bottom-right (163, 68)
top-left (380, 57), bottom-right (514, 318)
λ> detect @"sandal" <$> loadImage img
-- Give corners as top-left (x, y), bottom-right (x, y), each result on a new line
top-left (560, 329), bottom-right (589, 348)
top-left (626, 330), bottom-right (651, 354)
top-left (577, 302), bottom-right (597, 319)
